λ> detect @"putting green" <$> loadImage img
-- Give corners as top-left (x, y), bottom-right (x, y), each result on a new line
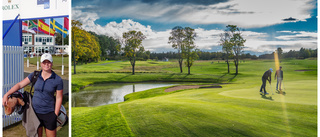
top-left (220, 80), bottom-right (317, 105)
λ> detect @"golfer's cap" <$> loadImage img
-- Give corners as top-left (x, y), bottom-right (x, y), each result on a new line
top-left (269, 68), bottom-right (273, 72)
top-left (41, 53), bottom-right (53, 63)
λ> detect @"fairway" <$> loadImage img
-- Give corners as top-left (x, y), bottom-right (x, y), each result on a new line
top-left (72, 59), bottom-right (317, 136)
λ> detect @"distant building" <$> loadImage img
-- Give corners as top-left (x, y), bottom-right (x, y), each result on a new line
top-left (22, 32), bottom-right (69, 56)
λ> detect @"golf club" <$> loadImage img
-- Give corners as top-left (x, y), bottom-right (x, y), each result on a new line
top-left (270, 83), bottom-right (273, 95)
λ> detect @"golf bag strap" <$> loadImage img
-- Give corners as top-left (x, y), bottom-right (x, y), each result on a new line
top-left (9, 91), bottom-right (24, 99)
top-left (30, 71), bottom-right (40, 95)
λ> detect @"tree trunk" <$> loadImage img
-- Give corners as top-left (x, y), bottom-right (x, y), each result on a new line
top-left (73, 51), bottom-right (76, 74)
top-left (132, 57), bottom-right (135, 75)
top-left (236, 64), bottom-right (238, 74)
top-left (227, 58), bottom-right (230, 73)
top-left (178, 58), bottom-right (183, 73)
top-left (235, 57), bottom-right (238, 75)
top-left (188, 66), bottom-right (190, 75)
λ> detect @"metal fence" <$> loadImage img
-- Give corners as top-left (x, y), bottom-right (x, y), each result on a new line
top-left (3, 46), bottom-right (24, 128)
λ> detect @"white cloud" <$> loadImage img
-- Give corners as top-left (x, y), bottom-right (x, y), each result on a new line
top-left (244, 31), bottom-right (317, 53)
top-left (73, 0), bottom-right (315, 28)
top-left (275, 31), bottom-right (317, 41)
top-left (72, 10), bottom-right (317, 55)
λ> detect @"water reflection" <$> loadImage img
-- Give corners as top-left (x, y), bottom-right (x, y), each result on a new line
top-left (72, 83), bottom-right (176, 107)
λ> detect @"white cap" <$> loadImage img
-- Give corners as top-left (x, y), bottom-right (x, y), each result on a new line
top-left (41, 53), bottom-right (53, 63)
top-left (269, 68), bottom-right (273, 72)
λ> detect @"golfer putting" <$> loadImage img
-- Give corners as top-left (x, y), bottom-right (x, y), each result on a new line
top-left (260, 68), bottom-right (273, 95)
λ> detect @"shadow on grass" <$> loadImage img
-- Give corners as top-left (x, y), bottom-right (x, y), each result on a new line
top-left (228, 74), bottom-right (237, 82)
top-left (276, 90), bottom-right (286, 96)
top-left (117, 74), bottom-right (132, 81)
top-left (261, 94), bottom-right (274, 101)
top-left (217, 73), bottom-right (237, 82)
top-left (165, 73), bottom-right (176, 79)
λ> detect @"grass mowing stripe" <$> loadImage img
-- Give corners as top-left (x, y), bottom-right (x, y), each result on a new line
top-left (72, 104), bottom-right (134, 137)
top-left (119, 87), bottom-right (316, 137)
top-left (117, 104), bottom-right (135, 136)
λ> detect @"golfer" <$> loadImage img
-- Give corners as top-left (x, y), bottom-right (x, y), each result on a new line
top-left (274, 66), bottom-right (283, 91)
top-left (2, 53), bottom-right (63, 137)
top-left (260, 68), bottom-right (272, 95)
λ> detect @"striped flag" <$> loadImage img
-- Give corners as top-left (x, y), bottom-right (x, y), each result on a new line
top-left (22, 22), bottom-right (36, 34)
top-left (38, 19), bottom-right (55, 36)
top-left (50, 18), bottom-right (68, 37)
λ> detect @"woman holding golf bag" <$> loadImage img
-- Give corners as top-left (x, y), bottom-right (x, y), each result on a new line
top-left (3, 53), bottom-right (63, 137)
top-left (260, 68), bottom-right (272, 95)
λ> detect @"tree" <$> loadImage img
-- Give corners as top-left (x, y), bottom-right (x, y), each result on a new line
top-left (89, 32), bottom-right (121, 60)
top-left (122, 30), bottom-right (146, 75)
top-left (182, 27), bottom-right (198, 75)
top-left (226, 25), bottom-right (246, 75)
top-left (55, 33), bottom-right (69, 45)
top-left (72, 20), bottom-right (101, 74)
top-left (219, 31), bottom-right (233, 73)
top-left (277, 47), bottom-right (283, 59)
top-left (169, 26), bottom-right (185, 73)
top-left (71, 20), bottom-right (82, 74)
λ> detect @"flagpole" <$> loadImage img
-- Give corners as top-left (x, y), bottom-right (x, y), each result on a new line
top-left (27, 20), bottom-right (30, 67)
top-left (49, 18), bottom-right (50, 38)
top-left (37, 19), bottom-right (39, 70)
top-left (62, 18), bottom-right (64, 75)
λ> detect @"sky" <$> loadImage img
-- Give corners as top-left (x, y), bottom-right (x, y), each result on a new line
top-left (72, 0), bottom-right (317, 55)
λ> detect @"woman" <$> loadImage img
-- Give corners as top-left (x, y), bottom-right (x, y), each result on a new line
top-left (3, 53), bottom-right (63, 137)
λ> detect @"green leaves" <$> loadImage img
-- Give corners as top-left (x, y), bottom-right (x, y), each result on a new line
top-left (122, 30), bottom-right (146, 74)
top-left (222, 25), bottom-right (246, 74)
top-left (169, 26), bottom-right (198, 74)
top-left (72, 20), bottom-right (101, 63)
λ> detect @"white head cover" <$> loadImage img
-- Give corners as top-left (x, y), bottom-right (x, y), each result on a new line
top-left (269, 68), bottom-right (273, 72)
top-left (40, 53), bottom-right (53, 63)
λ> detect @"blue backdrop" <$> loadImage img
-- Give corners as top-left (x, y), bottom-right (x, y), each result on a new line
top-left (3, 19), bottom-right (22, 46)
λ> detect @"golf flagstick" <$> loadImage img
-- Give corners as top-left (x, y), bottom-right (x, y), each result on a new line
top-left (282, 80), bottom-right (285, 91)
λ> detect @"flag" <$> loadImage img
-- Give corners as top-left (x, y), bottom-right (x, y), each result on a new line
top-left (64, 17), bottom-right (69, 30)
top-left (22, 22), bottom-right (36, 34)
top-left (50, 18), bottom-right (68, 37)
top-left (38, 19), bottom-right (55, 36)
top-left (29, 20), bottom-right (38, 33)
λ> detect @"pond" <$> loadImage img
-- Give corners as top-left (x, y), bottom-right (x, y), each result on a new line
top-left (72, 83), bottom-right (178, 107)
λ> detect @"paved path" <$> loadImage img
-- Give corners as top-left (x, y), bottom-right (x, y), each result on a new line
top-left (24, 72), bottom-right (69, 95)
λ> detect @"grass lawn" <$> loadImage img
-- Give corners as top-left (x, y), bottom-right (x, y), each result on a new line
top-left (24, 55), bottom-right (69, 70)
top-left (71, 60), bottom-right (236, 92)
top-left (72, 59), bottom-right (317, 136)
